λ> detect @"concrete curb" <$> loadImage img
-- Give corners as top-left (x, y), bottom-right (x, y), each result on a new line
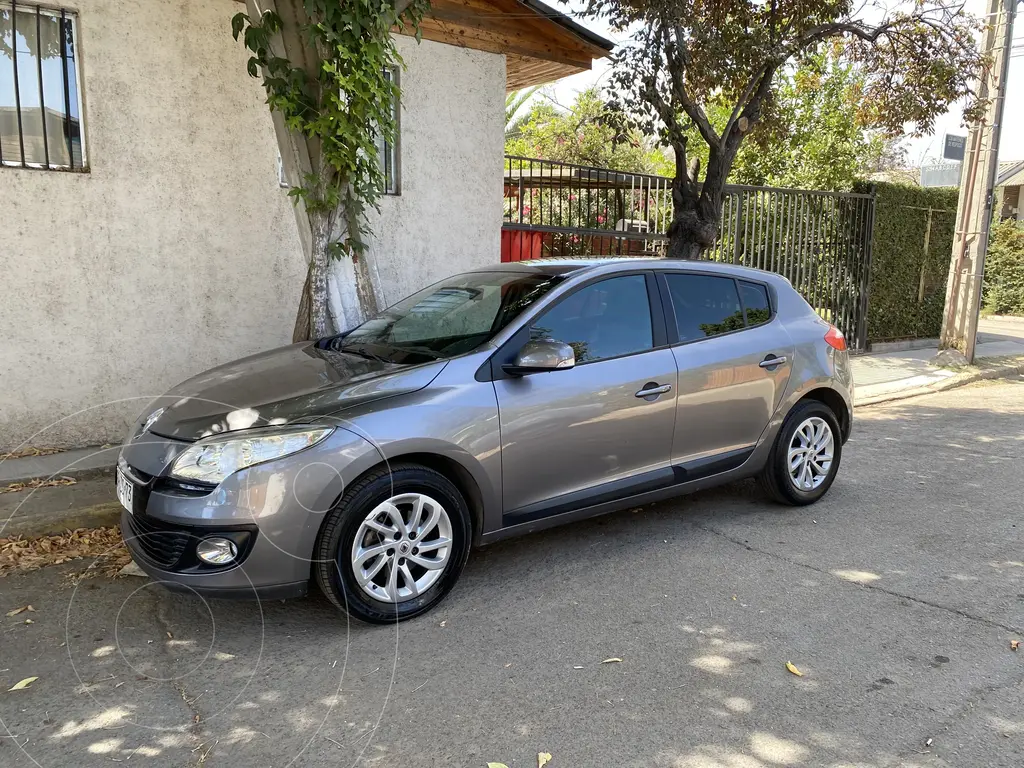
top-left (856, 358), bottom-right (1024, 408)
top-left (0, 444), bottom-right (118, 485)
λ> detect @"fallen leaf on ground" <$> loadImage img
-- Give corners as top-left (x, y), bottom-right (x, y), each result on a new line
top-left (785, 661), bottom-right (803, 677)
top-left (9, 676), bottom-right (38, 691)
top-left (1011, 640), bottom-right (1019, 651)
top-left (0, 477), bottom-right (77, 495)
top-left (6, 606), bottom-right (29, 617)
top-left (601, 658), bottom-right (623, 664)
top-left (0, 526), bottom-right (130, 579)
top-left (1, 446), bottom-right (65, 461)
top-left (538, 751), bottom-right (552, 768)
top-left (486, 763), bottom-right (509, 768)
top-left (24, 619), bottom-right (33, 624)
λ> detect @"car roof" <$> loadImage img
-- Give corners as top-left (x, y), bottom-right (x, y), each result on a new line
top-left (480, 258), bottom-right (790, 284)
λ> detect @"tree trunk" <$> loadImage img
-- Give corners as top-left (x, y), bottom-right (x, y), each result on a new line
top-left (345, 188), bottom-right (380, 318)
top-left (292, 263), bottom-right (313, 343)
top-left (292, 209), bottom-right (333, 342)
top-left (666, 144), bottom-right (729, 260)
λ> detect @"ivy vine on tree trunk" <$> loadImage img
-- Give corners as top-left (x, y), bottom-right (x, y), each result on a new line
top-left (233, 0), bottom-right (428, 340)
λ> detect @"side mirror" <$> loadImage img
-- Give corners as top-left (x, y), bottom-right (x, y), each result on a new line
top-left (502, 339), bottom-right (576, 376)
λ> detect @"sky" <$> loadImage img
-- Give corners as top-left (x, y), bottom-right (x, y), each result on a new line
top-left (542, 0), bottom-right (1024, 166)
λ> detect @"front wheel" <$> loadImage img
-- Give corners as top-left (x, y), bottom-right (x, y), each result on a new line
top-left (758, 400), bottom-right (842, 506)
top-left (313, 464), bottom-right (472, 623)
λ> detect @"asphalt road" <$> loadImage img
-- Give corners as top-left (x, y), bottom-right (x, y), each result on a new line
top-left (2, 380), bottom-right (1024, 768)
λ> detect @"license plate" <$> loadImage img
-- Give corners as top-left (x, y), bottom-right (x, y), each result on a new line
top-left (116, 469), bottom-right (135, 514)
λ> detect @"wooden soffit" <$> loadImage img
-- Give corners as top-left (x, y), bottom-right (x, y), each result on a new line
top-left (397, 0), bottom-right (613, 91)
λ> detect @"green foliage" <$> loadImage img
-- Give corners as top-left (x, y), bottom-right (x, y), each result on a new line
top-left (680, 49), bottom-right (903, 191)
top-left (859, 182), bottom-right (959, 343)
top-left (583, 0), bottom-right (982, 254)
top-left (232, 0), bottom-right (428, 257)
top-left (984, 220), bottom-right (1024, 316)
top-left (504, 89), bottom-right (673, 175)
top-left (506, 87), bottom-right (540, 140)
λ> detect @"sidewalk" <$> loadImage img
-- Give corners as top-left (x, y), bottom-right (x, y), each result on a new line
top-left (852, 315), bottom-right (1024, 404)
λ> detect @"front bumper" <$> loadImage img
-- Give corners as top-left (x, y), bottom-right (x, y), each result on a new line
top-left (116, 427), bottom-right (377, 600)
top-left (121, 509), bottom-right (308, 600)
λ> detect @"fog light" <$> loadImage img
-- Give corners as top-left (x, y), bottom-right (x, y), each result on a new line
top-left (196, 537), bottom-right (238, 565)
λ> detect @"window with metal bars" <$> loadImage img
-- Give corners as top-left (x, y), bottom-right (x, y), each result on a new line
top-left (0, 2), bottom-right (85, 170)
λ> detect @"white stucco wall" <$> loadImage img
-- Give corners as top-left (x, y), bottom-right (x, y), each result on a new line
top-left (330, 36), bottom-right (505, 321)
top-left (0, 0), bottom-right (306, 451)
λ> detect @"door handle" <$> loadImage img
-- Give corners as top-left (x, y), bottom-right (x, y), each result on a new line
top-left (635, 383), bottom-right (672, 398)
top-left (759, 355), bottom-right (788, 368)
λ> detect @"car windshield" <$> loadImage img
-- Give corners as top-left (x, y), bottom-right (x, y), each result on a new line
top-left (327, 271), bottom-right (564, 363)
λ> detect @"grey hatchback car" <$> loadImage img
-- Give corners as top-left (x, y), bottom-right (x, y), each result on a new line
top-left (118, 259), bottom-right (852, 623)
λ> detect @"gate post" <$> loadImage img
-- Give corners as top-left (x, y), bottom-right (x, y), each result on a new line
top-left (855, 184), bottom-right (877, 352)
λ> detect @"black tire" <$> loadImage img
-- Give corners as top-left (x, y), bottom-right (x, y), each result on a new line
top-left (313, 463), bottom-right (472, 624)
top-left (758, 399), bottom-right (843, 506)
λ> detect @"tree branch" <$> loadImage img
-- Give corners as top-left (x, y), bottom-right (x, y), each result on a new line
top-left (664, 27), bottom-right (720, 149)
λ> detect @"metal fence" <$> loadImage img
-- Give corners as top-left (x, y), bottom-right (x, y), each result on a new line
top-left (501, 156), bottom-right (876, 351)
top-left (709, 185), bottom-right (875, 350)
top-left (502, 156), bottom-right (671, 261)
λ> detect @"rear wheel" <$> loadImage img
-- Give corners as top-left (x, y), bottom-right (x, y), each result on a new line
top-left (313, 463), bottom-right (472, 623)
top-left (758, 400), bottom-right (842, 505)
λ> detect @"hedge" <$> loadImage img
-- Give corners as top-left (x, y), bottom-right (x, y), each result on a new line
top-left (983, 219), bottom-right (1024, 316)
top-left (856, 182), bottom-right (959, 343)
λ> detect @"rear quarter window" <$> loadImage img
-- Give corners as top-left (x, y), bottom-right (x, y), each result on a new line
top-left (738, 281), bottom-right (772, 326)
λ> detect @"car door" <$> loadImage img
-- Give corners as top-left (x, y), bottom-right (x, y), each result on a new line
top-left (660, 271), bottom-right (794, 468)
top-left (493, 272), bottom-right (678, 521)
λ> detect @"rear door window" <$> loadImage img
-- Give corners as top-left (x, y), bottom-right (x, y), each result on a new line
top-left (664, 274), bottom-right (745, 341)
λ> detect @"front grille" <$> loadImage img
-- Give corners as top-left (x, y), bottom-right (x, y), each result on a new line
top-left (125, 513), bottom-right (191, 569)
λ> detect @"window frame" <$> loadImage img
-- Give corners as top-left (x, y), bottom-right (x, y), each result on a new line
top-left (379, 66), bottom-right (400, 195)
top-left (0, 1), bottom-right (87, 171)
top-left (485, 270), bottom-right (669, 380)
top-left (656, 270), bottom-right (777, 347)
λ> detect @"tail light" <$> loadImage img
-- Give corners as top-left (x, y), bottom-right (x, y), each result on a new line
top-left (824, 325), bottom-right (847, 351)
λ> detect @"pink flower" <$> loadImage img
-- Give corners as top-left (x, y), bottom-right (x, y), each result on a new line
top-left (596, 215), bottom-right (606, 224)
top-left (569, 194), bottom-right (577, 202)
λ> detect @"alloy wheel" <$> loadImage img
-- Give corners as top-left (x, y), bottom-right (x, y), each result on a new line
top-left (788, 416), bottom-right (834, 491)
top-left (350, 493), bottom-right (452, 603)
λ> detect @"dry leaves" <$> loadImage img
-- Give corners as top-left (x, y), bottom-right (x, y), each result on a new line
top-left (1012, 640), bottom-right (1020, 652)
top-left (1, 446), bottom-right (66, 461)
top-left (0, 526), bottom-right (130, 579)
top-left (538, 752), bottom-right (552, 768)
top-left (785, 661), bottom-right (804, 677)
top-left (5, 605), bottom-right (35, 617)
top-left (0, 477), bottom-right (77, 495)
top-left (8, 676), bottom-right (38, 691)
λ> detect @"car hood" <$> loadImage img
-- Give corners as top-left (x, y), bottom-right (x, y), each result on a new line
top-left (145, 342), bottom-right (446, 442)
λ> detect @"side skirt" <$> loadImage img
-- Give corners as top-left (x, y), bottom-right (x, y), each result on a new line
top-left (487, 446), bottom-right (754, 544)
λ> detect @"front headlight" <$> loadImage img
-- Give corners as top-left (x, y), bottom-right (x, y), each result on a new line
top-left (169, 427), bottom-right (334, 485)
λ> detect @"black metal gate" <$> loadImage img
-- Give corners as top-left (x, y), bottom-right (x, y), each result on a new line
top-left (502, 156), bottom-right (875, 351)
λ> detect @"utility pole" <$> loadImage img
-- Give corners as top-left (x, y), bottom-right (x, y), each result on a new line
top-left (940, 0), bottom-right (1018, 361)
